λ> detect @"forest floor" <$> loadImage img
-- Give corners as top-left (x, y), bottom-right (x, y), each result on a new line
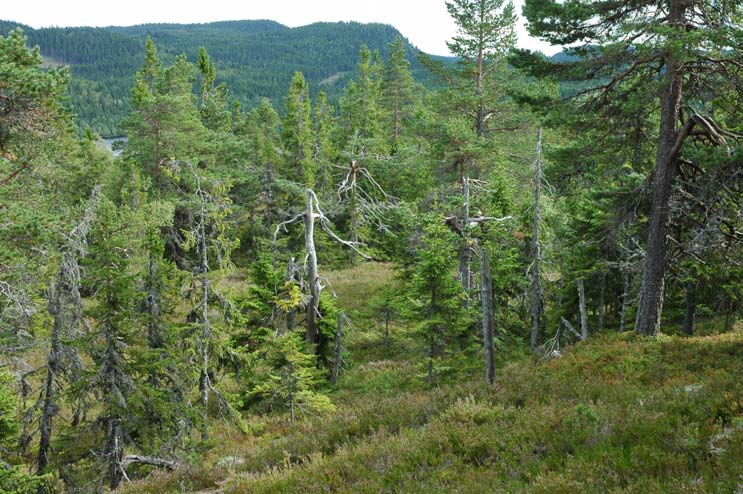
top-left (121, 263), bottom-right (743, 494)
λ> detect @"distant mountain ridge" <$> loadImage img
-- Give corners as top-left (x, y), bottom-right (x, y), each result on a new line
top-left (0, 19), bottom-right (448, 136)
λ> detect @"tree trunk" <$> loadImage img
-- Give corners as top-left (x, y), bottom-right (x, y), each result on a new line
top-left (145, 246), bottom-right (164, 389)
top-left (619, 270), bottom-right (632, 332)
top-left (37, 308), bottom-right (60, 474)
top-left (723, 295), bottom-right (732, 332)
top-left (106, 417), bottom-right (124, 490)
top-left (38, 282), bottom-right (63, 474)
top-left (37, 194), bottom-right (96, 474)
top-left (578, 279), bottom-right (589, 340)
top-left (459, 176), bottom-right (472, 302)
top-left (530, 127), bottom-right (543, 352)
top-left (480, 248), bottom-right (495, 384)
top-left (198, 191), bottom-right (211, 441)
top-left (305, 189), bottom-right (320, 345)
top-left (682, 280), bottom-right (697, 336)
top-left (597, 271), bottom-right (607, 331)
top-left (331, 313), bottom-right (343, 384)
top-left (635, 0), bottom-right (688, 335)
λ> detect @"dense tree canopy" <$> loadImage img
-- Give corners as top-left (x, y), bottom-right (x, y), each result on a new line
top-left (0, 4), bottom-right (741, 491)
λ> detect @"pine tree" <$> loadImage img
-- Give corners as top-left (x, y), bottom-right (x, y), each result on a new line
top-left (444, 0), bottom-right (517, 137)
top-left (517, 0), bottom-right (743, 334)
top-left (121, 39), bottom-right (205, 193)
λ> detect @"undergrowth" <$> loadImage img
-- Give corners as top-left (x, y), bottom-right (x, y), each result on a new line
top-left (120, 264), bottom-right (743, 494)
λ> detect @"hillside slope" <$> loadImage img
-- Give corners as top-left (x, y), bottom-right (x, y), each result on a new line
top-left (0, 20), bottom-right (443, 136)
top-left (118, 263), bottom-right (743, 494)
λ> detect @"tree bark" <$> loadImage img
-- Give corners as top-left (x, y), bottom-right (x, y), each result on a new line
top-left (37, 192), bottom-right (97, 474)
top-left (578, 279), bottom-right (589, 340)
top-left (305, 189), bottom-right (320, 345)
top-left (635, 0), bottom-right (688, 335)
top-left (459, 176), bottom-right (472, 302)
top-left (597, 271), bottom-right (607, 331)
top-left (530, 127), bottom-right (543, 352)
top-left (480, 248), bottom-right (495, 384)
top-left (106, 417), bottom-right (124, 490)
top-left (196, 176), bottom-right (211, 441)
top-left (619, 270), bottom-right (632, 332)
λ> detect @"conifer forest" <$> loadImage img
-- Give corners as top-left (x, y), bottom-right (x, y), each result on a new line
top-left (1, 1), bottom-right (742, 492)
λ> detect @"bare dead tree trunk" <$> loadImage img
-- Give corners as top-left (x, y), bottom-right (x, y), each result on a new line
top-left (38, 283), bottom-right (63, 475)
top-left (578, 279), bottom-right (589, 340)
top-left (195, 175), bottom-right (211, 441)
top-left (459, 176), bottom-right (472, 303)
top-left (723, 295), bottom-right (733, 332)
top-left (682, 280), bottom-right (697, 336)
top-left (480, 247), bottom-right (495, 384)
top-left (619, 270), bottom-right (632, 332)
top-left (37, 190), bottom-right (98, 474)
top-left (530, 128), bottom-right (543, 352)
top-left (636, 0), bottom-right (688, 335)
top-left (106, 417), bottom-right (124, 490)
top-left (349, 169), bottom-right (360, 264)
top-left (597, 271), bottom-right (607, 331)
top-left (331, 313), bottom-right (343, 384)
top-left (305, 189), bottom-right (320, 345)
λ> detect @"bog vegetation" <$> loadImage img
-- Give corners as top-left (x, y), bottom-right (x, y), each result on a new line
top-left (0, 0), bottom-right (741, 492)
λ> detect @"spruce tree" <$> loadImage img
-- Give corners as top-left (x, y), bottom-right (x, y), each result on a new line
top-left (282, 72), bottom-right (315, 187)
top-left (381, 37), bottom-right (416, 153)
top-left (407, 214), bottom-right (468, 384)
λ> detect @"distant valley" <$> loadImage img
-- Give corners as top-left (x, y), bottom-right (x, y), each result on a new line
top-left (0, 19), bottom-right (448, 136)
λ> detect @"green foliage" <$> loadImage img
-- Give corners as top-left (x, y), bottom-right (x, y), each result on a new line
top-left (405, 213), bottom-right (470, 381)
top-left (0, 28), bottom-right (70, 152)
top-left (248, 331), bottom-right (335, 421)
top-left (380, 36), bottom-right (417, 152)
top-left (282, 72), bottom-right (315, 187)
top-left (0, 368), bottom-right (48, 493)
top-left (0, 21), bottom-right (438, 136)
top-left (121, 39), bottom-right (206, 191)
top-left (2, 4), bottom-right (741, 492)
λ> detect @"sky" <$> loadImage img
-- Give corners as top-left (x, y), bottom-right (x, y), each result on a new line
top-left (2, 0), bottom-right (559, 55)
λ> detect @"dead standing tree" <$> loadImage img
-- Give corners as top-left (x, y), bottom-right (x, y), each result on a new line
top-left (35, 187), bottom-right (100, 474)
top-left (335, 139), bottom-right (399, 262)
top-left (530, 127), bottom-right (544, 352)
top-left (275, 189), bottom-right (369, 348)
top-left (445, 183), bottom-right (512, 384)
top-left (479, 246), bottom-right (496, 384)
top-left (180, 162), bottom-right (242, 441)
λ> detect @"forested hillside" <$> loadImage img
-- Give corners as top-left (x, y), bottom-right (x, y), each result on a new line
top-left (1, 0), bottom-right (742, 492)
top-left (0, 19), bottom-right (442, 136)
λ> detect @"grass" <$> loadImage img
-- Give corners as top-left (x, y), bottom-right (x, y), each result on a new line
top-left (118, 263), bottom-right (743, 493)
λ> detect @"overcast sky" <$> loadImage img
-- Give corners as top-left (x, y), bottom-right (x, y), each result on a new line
top-left (3, 0), bottom-right (558, 55)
